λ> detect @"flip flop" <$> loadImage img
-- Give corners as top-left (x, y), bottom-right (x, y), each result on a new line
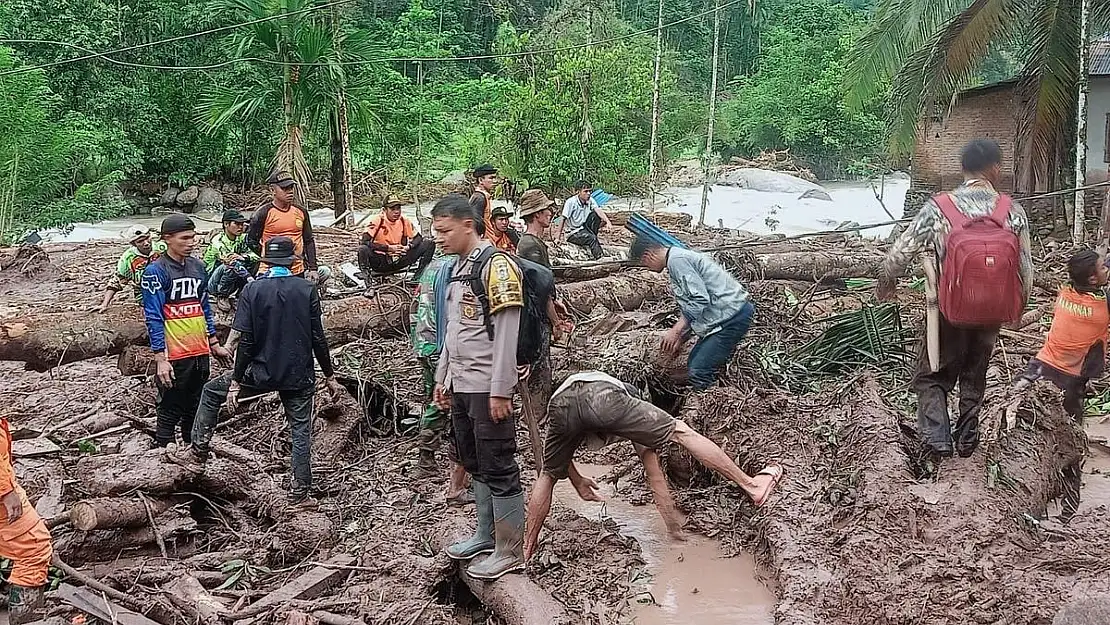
top-left (751, 465), bottom-right (784, 507)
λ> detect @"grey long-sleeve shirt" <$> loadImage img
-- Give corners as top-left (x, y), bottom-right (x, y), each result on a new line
top-left (666, 247), bottom-right (750, 337)
top-left (435, 242), bottom-right (522, 398)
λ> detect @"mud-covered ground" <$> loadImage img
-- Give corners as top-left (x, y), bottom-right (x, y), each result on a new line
top-left (3, 217), bottom-right (1109, 625)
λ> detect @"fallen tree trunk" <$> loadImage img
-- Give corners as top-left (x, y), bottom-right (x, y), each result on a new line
top-left (552, 330), bottom-right (690, 388)
top-left (70, 496), bottom-right (175, 531)
top-left (2, 273), bottom-right (667, 370)
top-left (439, 520), bottom-right (572, 625)
top-left (669, 378), bottom-right (1102, 625)
top-left (716, 250), bottom-right (885, 282)
top-left (56, 509), bottom-right (197, 562)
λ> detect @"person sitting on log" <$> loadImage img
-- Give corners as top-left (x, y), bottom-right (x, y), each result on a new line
top-left (553, 180), bottom-right (611, 260)
top-left (486, 204), bottom-right (520, 253)
top-left (630, 235), bottom-right (755, 390)
top-left (1012, 248), bottom-right (1109, 521)
top-left (93, 225), bottom-right (166, 313)
top-left (1, 416), bottom-right (54, 625)
top-left (523, 371), bottom-right (783, 559)
top-left (356, 195), bottom-right (436, 297)
top-left (876, 138), bottom-right (1032, 461)
top-left (203, 209), bottom-right (259, 313)
top-left (142, 215), bottom-right (232, 448)
top-left (168, 236), bottom-right (344, 509)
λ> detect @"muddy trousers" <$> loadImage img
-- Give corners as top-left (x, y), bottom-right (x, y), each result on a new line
top-left (0, 512), bottom-right (52, 587)
top-left (154, 356), bottom-right (210, 447)
top-left (357, 239), bottom-right (436, 279)
top-left (418, 357), bottom-right (457, 464)
top-left (913, 317), bottom-right (999, 454)
top-left (190, 371), bottom-right (315, 490)
top-left (451, 392), bottom-right (521, 497)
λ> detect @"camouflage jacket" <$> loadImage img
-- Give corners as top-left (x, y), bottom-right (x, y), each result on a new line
top-left (410, 254), bottom-right (457, 358)
top-left (881, 182), bottom-right (1033, 299)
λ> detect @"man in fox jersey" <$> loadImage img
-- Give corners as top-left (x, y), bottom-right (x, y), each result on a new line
top-left (142, 214), bottom-right (232, 447)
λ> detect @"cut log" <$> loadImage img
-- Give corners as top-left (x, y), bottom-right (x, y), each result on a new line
top-left (439, 520), bottom-right (572, 625)
top-left (76, 450), bottom-right (197, 497)
top-left (56, 509), bottom-right (197, 562)
top-left (0, 273), bottom-right (670, 370)
top-left (70, 496), bottom-right (174, 531)
top-left (716, 250), bottom-right (886, 282)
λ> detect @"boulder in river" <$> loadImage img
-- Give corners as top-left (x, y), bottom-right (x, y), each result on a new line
top-left (176, 185), bottom-right (200, 208)
top-left (719, 167), bottom-right (829, 195)
top-left (799, 188), bottom-right (833, 202)
top-left (197, 187), bottom-right (224, 212)
top-left (160, 187), bottom-right (181, 206)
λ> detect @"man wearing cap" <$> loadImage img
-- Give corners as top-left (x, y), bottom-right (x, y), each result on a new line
top-left (487, 204), bottom-right (519, 253)
top-left (356, 195), bottom-right (436, 294)
top-left (553, 180), bottom-right (612, 260)
top-left (94, 226), bottom-right (167, 313)
top-left (469, 164), bottom-right (499, 238)
top-left (141, 215), bottom-right (231, 447)
top-left (169, 236), bottom-right (343, 508)
top-left (204, 209), bottom-right (259, 312)
top-left (247, 171), bottom-right (327, 285)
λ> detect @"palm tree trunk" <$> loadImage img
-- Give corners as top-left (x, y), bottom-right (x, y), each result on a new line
top-left (698, 0), bottom-right (721, 227)
top-left (647, 0), bottom-right (665, 210)
top-left (329, 95), bottom-right (354, 222)
top-left (1074, 0), bottom-right (1091, 245)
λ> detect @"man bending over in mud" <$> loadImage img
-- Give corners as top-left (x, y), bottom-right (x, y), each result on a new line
top-left (630, 236), bottom-right (755, 390)
top-left (1013, 248), bottom-right (1109, 521)
top-left (523, 371), bottom-right (782, 559)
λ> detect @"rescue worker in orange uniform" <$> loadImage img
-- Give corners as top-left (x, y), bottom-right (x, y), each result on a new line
top-left (487, 205), bottom-right (519, 253)
top-left (1015, 248), bottom-right (1110, 521)
top-left (246, 171), bottom-right (330, 285)
top-left (356, 195), bottom-right (436, 296)
top-left (1, 417), bottom-right (53, 625)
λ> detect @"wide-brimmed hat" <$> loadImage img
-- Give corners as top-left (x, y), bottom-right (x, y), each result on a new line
top-left (263, 236), bottom-right (298, 267)
top-left (490, 204), bottom-right (514, 219)
top-left (518, 189), bottom-right (556, 217)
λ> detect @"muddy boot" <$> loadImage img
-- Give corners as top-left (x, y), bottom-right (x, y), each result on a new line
top-left (415, 429), bottom-right (440, 476)
top-left (466, 492), bottom-right (525, 580)
top-left (8, 585), bottom-right (45, 625)
top-left (447, 488), bottom-right (475, 507)
top-left (446, 480), bottom-right (495, 560)
top-left (164, 444), bottom-right (207, 472)
top-left (289, 482), bottom-right (318, 510)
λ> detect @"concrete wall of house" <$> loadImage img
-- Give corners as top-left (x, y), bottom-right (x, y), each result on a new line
top-left (1085, 76), bottom-right (1110, 184)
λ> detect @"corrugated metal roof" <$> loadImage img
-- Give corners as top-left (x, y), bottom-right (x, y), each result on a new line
top-left (1092, 39), bottom-right (1110, 75)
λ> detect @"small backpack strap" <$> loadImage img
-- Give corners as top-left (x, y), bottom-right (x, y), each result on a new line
top-left (933, 193), bottom-right (967, 227)
top-left (989, 194), bottom-right (1013, 226)
top-left (449, 246), bottom-right (499, 341)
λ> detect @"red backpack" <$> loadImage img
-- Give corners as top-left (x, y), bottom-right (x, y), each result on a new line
top-left (934, 193), bottom-right (1023, 327)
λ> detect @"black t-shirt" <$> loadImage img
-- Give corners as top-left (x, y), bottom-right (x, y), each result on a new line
top-left (516, 233), bottom-right (550, 268)
top-left (232, 275), bottom-right (333, 391)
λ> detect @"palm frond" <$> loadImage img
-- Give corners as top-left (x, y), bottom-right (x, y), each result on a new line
top-left (1020, 0), bottom-right (1080, 180)
top-left (884, 0), bottom-right (1024, 154)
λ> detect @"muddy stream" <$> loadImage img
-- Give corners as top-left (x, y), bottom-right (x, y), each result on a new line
top-left (552, 464), bottom-right (776, 625)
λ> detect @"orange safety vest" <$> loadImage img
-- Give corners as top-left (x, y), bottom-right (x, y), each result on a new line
top-left (366, 213), bottom-right (415, 248)
top-left (260, 205), bottom-right (306, 274)
top-left (475, 188), bottom-right (497, 240)
top-left (0, 418), bottom-right (40, 538)
top-left (1036, 286), bottom-right (1110, 376)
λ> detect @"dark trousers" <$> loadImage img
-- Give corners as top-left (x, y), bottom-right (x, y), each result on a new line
top-left (451, 392), bottom-right (522, 497)
top-left (913, 316), bottom-right (999, 452)
top-left (687, 301), bottom-right (755, 390)
top-left (207, 264), bottom-right (250, 298)
top-left (567, 212), bottom-right (603, 259)
top-left (155, 356), bottom-right (210, 446)
top-left (190, 371), bottom-right (315, 489)
top-left (357, 239), bottom-right (435, 279)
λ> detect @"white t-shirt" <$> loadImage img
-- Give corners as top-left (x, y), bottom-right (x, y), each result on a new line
top-left (551, 371), bottom-right (627, 400)
top-left (561, 196), bottom-right (598, 236)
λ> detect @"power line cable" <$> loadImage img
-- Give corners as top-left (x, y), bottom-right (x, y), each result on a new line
top-left (0, 0), bottom-right (745, 75)
top-left (0, 0), bottom-right (358, 77)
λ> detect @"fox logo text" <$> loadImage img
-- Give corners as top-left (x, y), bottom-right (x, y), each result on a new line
top-left (169, 277), bottom-right (201, 301)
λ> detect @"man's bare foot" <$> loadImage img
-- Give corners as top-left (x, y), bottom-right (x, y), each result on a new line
top-left (750, 465), bottom-right (784, 507)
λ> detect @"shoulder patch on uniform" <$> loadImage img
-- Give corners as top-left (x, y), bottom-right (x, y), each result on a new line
top-left (485, 253), bottom-right (523, 313)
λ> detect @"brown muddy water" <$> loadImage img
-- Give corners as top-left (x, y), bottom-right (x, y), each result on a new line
top-left (1080, 419), bottom-right (1110, 513)
top-left (552, 464), bottom-right (775, 625)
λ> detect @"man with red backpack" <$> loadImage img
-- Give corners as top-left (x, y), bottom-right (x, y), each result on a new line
top-left (878, 138), bottom-right (1033, 461)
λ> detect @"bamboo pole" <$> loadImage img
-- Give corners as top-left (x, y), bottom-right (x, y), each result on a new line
top-left (698, 0), bottom-right (721, 227)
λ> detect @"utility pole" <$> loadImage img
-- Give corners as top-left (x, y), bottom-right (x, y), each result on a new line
top-left (647, 0), bottom-right (665, 212)
top-left (1074, 0), bottom-right (1091, 245)
top-left (698, 0), bottom-right (720, 227)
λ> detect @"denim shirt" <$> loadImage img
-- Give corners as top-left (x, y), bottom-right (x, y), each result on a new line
top-left (666, 247), bottom-right (749, 337)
